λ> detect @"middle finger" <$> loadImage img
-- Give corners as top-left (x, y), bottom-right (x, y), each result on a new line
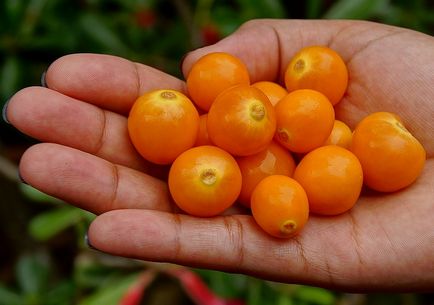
top-left (8, 86), bottom-right (148, 171)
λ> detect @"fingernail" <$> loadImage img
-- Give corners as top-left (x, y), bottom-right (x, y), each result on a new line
top-left (41, 70), bottom-right (48, 88)
top-left (2, 98), bottom-right (10, 124)
top-left (18, 170), bottom-right (28, 185)
top-left (84, 232), bottom-right (98, 250)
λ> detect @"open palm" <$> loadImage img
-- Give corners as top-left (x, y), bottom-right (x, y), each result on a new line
top-left (6, 20), bottom-right (434, 292)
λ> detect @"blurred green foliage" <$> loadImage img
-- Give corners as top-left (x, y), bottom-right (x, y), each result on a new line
top-left (0, 0), bottom-right (433, 304)
top-left (1, 0), bottom-right (433, 103)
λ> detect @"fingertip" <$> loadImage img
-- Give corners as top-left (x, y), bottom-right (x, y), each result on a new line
top-left (18, 143), bottom-right (50, 188)
top-left (87, 210), bottom-right (169, 257)
top-left (43, 53), bottom-right (78, 91)
top-left (180, 47), bottom-right (207, 80)
top-left (86, 212), bottom-right (120, 253)
top-left (86, 211), bottom-right (109, 250)
top-left (5, 86), bottom-right (57, 131)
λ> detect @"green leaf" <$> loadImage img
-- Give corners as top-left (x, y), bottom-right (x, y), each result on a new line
top-left (78, 273), bottom-right (141, 305)
top-left (29, 206), bottom-right (84, 241)
top-left (16, 252), bottom-right (50, 295)
top-left (0, 284), bottom-right (23, 305)
top-left (20, 184), bottom-right (63, 204)
top-left (306, 0), bottom-right (324, 19)
top-left (207, 271), bottom-right (247, 299)
top-left (323, 0), bottom-right (390, 19)
top-left (79, 13), bottom-right (130, 55)
top-left (236, 0), bottom-right (285, 19)
top-left (20, 0), bottom-right (50, 37)
top-left (294, 286), bottom-right (335, 305)
top-left (212, 6), bottom-right (244, 36)
top-left (44, 280), bottom-right (76, 305)
top-left (277, 293), bottom-right (295, 305)
top-left (0, 56), bottom-right (20, 102)
top-left (5, 0), bottom-right (25, 24)
top-left (247, 278), bottom-right (263, 305)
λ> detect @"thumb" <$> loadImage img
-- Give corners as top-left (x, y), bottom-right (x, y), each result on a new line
top-left (181, 19), bottom-right (349, 83)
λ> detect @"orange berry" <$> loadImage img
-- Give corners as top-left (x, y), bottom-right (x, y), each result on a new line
top-left (128, 89), bottom-right (199, 164)
top-left (284, 46), bottom-right (348, 105)
top-left (324, 120), bottom-right (352, 149)
top-left (251, 175), bottom-right (309, 238)
top-left (194, 114), bottom-right (212, 146)
top-left (186, 52), bottom-right (250, 111)
top-left (350, 112), bottom-right (426, 192)
top-left (293, 145), bottom-right (363, 216)
top-left (237, 141), bottom-right (296, 207)
top-left (275, 89), bottom-right (335, 153)
top-left (207, 85), bottom-right (276, 156)
top-left (168, 146), bottom-right (242, 217)
top-left (252, 81), bottom-right (288, 106)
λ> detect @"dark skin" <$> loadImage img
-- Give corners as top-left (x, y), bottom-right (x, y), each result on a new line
top-left (5, 20), bottom-right (434, 292)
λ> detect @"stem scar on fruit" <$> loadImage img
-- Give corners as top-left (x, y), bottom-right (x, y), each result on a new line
top-left (293, 59), bottom-right (305, 73)
top-left (280, 220), bottom-right (297, 236)
top-left (200, 168), bottom-right (217, 186)
top-left (160, 91), bottom-right (177, 99)
top-left (276, 128), bottom-right (290, 143)
top-left (249, 102), bottom-right (266, 121)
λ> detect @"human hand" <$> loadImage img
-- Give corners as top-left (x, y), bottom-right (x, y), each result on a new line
top-left (5, 20), bottom-right (434, 292)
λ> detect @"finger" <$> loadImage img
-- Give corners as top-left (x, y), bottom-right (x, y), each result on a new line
top-left (19, 143), bottom-right (173, 214)
top-left (45, 53), bottom-right (186, 114)
top-left (87, 210), bottom-right (363, 291)
top-left (7, 86), bottom-right (148, 171)
top-left (181, 19), bottom-right (373, 83)
top-left (88, 162), bottom-right (434, 292)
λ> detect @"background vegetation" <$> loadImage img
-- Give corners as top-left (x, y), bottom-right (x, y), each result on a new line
top-left (1, 0), bottom-right (433, 304)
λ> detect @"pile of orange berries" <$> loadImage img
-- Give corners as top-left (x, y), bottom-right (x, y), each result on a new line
top-left (127, 47), bottom-right (426, 238)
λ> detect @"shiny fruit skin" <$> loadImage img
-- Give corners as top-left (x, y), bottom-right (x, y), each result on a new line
top-left (186, 52), bottom-right (250, 111)
top-left (284, 46), bottom-right (348, 105)
top-left (168, 145), bottom-right (242, 217)
top-left (324, 119), bottom-right (352, 149)
top-left (293, 145), bottom-right (363, 215)
top-left (275, 89), bottom-right (335, 153)
top-left (350, 112), bottom-right (426, 192)
top-left (128, 89), bottom-right (199, 164)
top-left (252, 81), bottom-right (288, 106)
top-left (237, 141), bottom-right (296, 207)
top-left (207, 85), bottom-right (276, 156)
top-left (251, 175), bottom-right (309, 238)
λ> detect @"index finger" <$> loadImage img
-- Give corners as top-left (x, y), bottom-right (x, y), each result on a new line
top-left (45, 53), bottom-right (186, 114)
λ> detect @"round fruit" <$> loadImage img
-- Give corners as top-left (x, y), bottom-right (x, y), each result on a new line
top-left (168, 145), bottom-right (242, 217)
top-left (251, 175), bottom-right (309, 238)
top-left (274, 89), bottom-right (335, 153)
top-left (237, 141), bottom-right (296, 207)
top-left (186, 52), bottom-right (250, 111)
top-left (252, 81), bottom-right (287, 106)
top-left (350, 112), bottom-right (426, 192)
top-left (324, 119), bottom-right (352, 149)
top-left (284, 46), bottom-right (348, 105)
top-left (293, 145), bottom-right (363, 216)
top-left (128, 89), bottom-right (199, 164)
top-left (207, 85), bottom-right (276, 156)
